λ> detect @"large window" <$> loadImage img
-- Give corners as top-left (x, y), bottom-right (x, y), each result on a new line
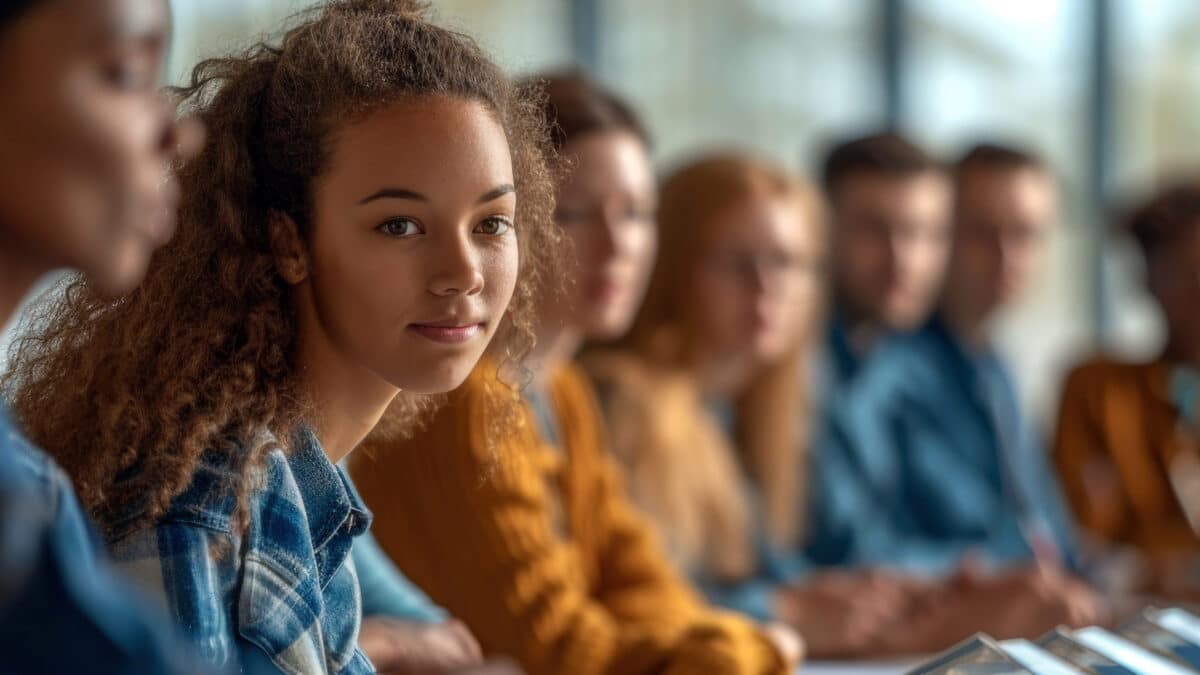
top-left (904, 0), bottom-right (1092, 418)
top-left (595, 0), bottom-right (882, 172)
top-left (26, 0), bottom-right (1187, 423)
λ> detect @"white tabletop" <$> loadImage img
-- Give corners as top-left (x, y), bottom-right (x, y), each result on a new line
top-left (802, 660), bottom-right (918, 675)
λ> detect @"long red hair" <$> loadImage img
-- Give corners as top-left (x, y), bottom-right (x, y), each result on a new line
top-left (588, 153), bottom-right (823, 578)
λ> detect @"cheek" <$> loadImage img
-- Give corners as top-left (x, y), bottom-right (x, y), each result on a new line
top-left (790, 275), bottom-right (822, 327)
top-left (312, 233), bottom-right (421, 339)
top-left (628, 227), bottom-right (658, 279)
top-left (488, 238), bottom-right (521, 309)
top-left (692, 274), bottom-right (744, 338)
top-left (909, 240), bottom-right (948, 284)
top-left (566, 226), bottom-right (593, 272)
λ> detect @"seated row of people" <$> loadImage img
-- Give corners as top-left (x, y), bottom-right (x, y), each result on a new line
top-left (3, 0), bottom-right (1198, 672)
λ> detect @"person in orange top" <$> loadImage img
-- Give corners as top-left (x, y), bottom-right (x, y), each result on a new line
top-left (1054, 182), bottom-right (1200, 599)
top-left (349, 71), bottom-right (800, 675)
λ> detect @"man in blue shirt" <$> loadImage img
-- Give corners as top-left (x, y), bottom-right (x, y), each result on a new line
top-left (817, 132), bottom-right (952, 390)
top-left (809, 143), bottom-right (1077, 574)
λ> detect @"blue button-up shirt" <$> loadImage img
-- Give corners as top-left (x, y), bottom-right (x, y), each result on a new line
top-left (807, 315), bottom-right (1074, 574)
top-left (0, 404), bottom-right (213, 674)
top-left (109, 428), bottom-right (375, 674)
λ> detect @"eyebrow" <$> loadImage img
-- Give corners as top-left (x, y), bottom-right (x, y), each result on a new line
top-left (358, 184), bottom-right (516, 206)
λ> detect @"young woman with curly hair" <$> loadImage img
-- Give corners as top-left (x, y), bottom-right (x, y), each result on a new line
top-left (350, 71), bottom-right (801, 675)
top-left (3, 1), bottom-right (558, 672)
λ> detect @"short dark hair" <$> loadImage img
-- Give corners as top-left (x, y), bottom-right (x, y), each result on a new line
top-left (820, 131), bottom-right (941, 197)
top-left (955, 142), bottom-right (1046, 178)
top-left (1123, 181), bottom-right (1200, 262)
top-left (526, 70), bottom-right (649, 153)
top-left (0, 0), bottom-right (39, 35)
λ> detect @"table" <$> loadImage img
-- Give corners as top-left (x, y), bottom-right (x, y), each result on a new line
top-left (802, 659), bottom-right (919, 674)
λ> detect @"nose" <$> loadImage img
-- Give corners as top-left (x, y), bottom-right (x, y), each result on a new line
top-left (156, 92), bottom-right (204, 163)
top-left (428, 230), bottom-right (485, 297)
top-left (747, 261), bottom-right (770, 295)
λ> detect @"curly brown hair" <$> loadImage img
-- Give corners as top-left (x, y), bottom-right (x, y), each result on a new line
top-left (2, 0), bottom-right (559, 537)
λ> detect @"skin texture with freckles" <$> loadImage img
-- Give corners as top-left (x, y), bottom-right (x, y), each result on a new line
top-left (279, 95), bottom-right (520, 462)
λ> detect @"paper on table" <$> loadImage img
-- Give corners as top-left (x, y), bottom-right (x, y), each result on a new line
top-left (802, 661), bottom-right (920, 675)
top-left (998, 639), bottom-right (1084, 675)
top-left (1074, 627), bottom-right (1193, 675)
top-left (1153, 607), bottom-right (1200, 646)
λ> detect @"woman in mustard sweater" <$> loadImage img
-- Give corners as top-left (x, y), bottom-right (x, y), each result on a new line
top-left (350, 71), bottom-right (799, 675)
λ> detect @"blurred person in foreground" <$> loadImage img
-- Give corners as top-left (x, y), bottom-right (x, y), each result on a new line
top-left (1055, 181), bottom-right (1200, 602)
top-left (0, 0), bottom-right (210, 671)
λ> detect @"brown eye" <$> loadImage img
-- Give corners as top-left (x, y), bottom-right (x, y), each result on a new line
top-left (475, 216), bottom-right (513, 236)
top-left (376, 218), bottom-right (422, 237)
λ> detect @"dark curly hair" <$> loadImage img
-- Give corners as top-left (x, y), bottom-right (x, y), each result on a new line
top-left (2, 0), bottom-right (560, 537)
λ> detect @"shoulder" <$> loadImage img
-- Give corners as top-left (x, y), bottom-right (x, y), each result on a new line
top-left (577, 350), bottom-right (708, 460)
top-left (843, 332), bottom-right (945, 410)
top-left (0, 412), bottom-right (69, 505)
top-left (1057, 355), bottom-right (1163, 411)
top-left (580, 349), bottom-right (693, 406)
top-left (352, 362), bottom-right (535, 488)
top-left (1062, 355), bottom-right (1156, 389)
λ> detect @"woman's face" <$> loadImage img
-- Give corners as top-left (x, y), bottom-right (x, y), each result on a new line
top-left (295, 95), bottom-right (520, 395)
top-left (551, 130), bottom-right (657, 340)
top-left (1151, 224), bottom-right (1200, 357)
top-left (689, 195), bottom-right (822, 367)
top-left (0, 0), bottom-right (196, 296)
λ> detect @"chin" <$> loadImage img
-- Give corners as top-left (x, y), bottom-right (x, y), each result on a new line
top-left (392, 357), bottom-right (479, 395)
top-left (582, 312), bottom-right (634, 342)
top-left (86, 235), bottom-right (159, 296)
top-left (85, 259), bottom-right (146, 298)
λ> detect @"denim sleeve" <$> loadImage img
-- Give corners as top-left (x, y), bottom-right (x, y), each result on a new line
top-left (0, 461), bottom-right (222, 674)
top-left (354, 530), bottom-right (447, 623)
top-left (108, 521), bottom-right (240, 672)
top-left (806, 401), bottom-right (979, 575)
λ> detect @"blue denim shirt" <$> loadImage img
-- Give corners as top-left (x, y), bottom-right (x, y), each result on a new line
top-left (807, 316), bottom-right (1074, 574)
top-left (0, 405), bottom-right (214, 674)
top-left (108, 429), bottom-right (375, 674)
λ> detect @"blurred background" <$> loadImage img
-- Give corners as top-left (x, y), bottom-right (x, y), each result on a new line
top-left (159, 0), bottom-right (1200, 428)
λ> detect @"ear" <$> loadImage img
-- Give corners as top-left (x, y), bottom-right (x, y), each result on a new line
top-left (268, 210), bottom-right (309, 285)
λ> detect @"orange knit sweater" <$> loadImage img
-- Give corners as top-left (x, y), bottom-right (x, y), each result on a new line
top-left (1053, 357), bottom-right (1200, 554)
top-left (349, 363), bottom-right (787, 675)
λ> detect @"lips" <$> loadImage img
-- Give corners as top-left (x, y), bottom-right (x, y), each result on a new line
top-left (407, 321), bottom-right (484, 344)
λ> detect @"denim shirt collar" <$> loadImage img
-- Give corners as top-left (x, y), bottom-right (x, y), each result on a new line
top-left (123, 427), bottom-right (372, 559)
top-left (826, 316), bottom-right (863, 385)
top-left (287, 428), bottom-right (371, 553)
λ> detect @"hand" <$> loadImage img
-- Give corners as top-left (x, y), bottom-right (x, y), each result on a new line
top-left (881, 564), bottom-right (1108, 655)
top-left (438, 657), bottom-right (527, 675)
top-left (761, 621), bottom-right (805, 667)
top-left (773, 569), bottom-right (924, 658)
top-left (359, 617), bottom-right (483, 674)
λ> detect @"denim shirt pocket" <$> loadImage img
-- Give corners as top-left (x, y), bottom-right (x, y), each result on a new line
top-left (236, 550), bottom-right (328, 675)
